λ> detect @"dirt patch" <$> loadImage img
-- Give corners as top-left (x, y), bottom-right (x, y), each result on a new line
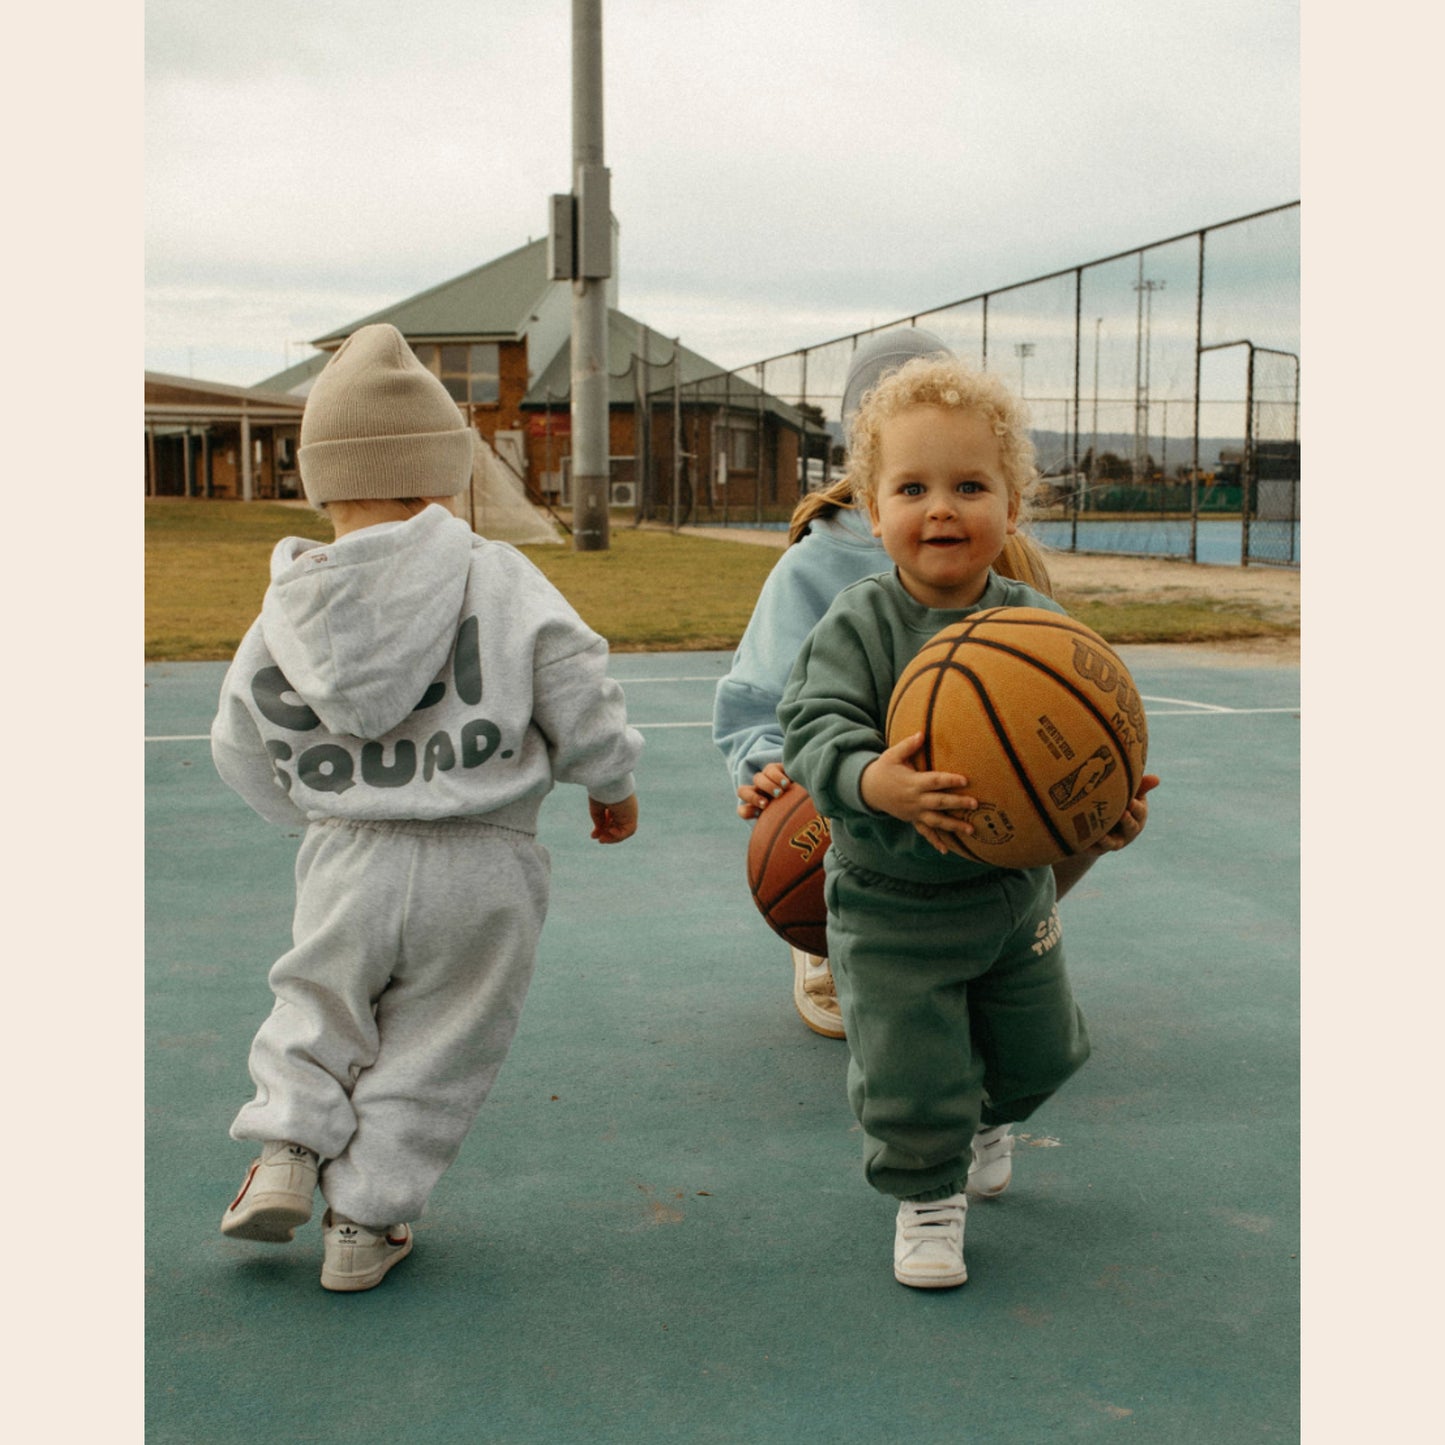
top-left (1043, 551), bottom-right (1299, 622)
top-left (687, 526), bottom-right (1300, 667)
top-left (1045, 551), bottom-right (1300, 666)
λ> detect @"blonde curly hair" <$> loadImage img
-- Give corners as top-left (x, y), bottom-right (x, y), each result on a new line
top-left (845, 356), bottom-right (1037, 520)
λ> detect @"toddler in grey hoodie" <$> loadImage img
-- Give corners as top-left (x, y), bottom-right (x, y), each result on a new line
top-left (212, 324), bottom-right (643, 1292)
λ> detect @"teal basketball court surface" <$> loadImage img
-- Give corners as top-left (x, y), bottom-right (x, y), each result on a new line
top-left (146, 645), bottom-right (1299, 1443)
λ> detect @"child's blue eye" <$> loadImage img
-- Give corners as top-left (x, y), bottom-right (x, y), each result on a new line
top-left (901, 482), bottom-right (925, 496)
top-left (957, 481), bottom-right (981, 494)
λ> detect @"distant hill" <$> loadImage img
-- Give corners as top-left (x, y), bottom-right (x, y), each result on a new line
top-left (821, 421), bottom-right (1252, 474)
top-left (1028, 430), bottom-right (1246, 474)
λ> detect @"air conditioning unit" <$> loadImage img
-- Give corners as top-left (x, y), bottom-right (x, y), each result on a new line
top-left (609, 481), bottom-right (636, 508)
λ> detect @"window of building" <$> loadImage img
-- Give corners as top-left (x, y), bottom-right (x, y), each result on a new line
top-left (716, 418), bottom-right (758, 471)
top-left (409, 342), bottom-right (501, 405)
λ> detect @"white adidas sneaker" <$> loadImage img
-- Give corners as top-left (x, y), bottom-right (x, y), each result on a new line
top-left (320, 1210), bottom-right (414, 1293)
top-left (220, 1140), bottom-right (318, 1242)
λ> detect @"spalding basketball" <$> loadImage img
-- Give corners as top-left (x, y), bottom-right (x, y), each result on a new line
top-left (886, 607), bottom-right (1149, 869)
top-left (746, 785), bottom-right (831, 956)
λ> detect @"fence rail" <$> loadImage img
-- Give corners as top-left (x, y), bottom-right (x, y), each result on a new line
top-left (536, 201), bottom-right (1300, 566)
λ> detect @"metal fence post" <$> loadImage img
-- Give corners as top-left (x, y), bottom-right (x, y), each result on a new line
top-left (1191, 228), bottom-right (1205, 563)
top-left (1241, 343), bottom-right (1256, 566)
top-left (754, 361), bottom-right (765, 526)
top-left (671, 342), bottom-right (682, 531)
top-left (1070, 267), bottom-right (1082, 553)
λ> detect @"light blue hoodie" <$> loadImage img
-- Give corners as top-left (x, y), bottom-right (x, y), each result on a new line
top-left (711, 506), bottom-right (890, 792)
top-left (712, 326), bottom-right (957, 796)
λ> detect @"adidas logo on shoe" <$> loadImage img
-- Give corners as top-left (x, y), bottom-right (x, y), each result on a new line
top-left (320, 1210), bottom-right (414, 1293)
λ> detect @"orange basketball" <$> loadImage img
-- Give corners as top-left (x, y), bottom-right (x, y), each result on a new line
top-left (746, 784), bottom-right (831, 956)
top-left (886, 607), bottom-right (1149, 869)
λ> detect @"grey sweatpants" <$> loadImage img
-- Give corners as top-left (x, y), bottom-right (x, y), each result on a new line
top-left (824, 851), bottom-right (1090, 1203)
top-left (231, 815), bottom-right (550, 1228)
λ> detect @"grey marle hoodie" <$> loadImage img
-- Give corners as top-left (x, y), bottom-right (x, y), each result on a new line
top-left (211, 504), bottom-right (642, 831)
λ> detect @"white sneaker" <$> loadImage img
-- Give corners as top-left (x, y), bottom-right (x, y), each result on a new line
top-left (790, 948), bottom-right (846, 1038)
top-left (320, 1210), bottom-right (414, 1292)
top-left (966, 1124), bottom-right (1014, 1198)
top-left (220, 1140), bottom-right (318, 1242)
top-left (893, 1193), bottom-right (968, 1289)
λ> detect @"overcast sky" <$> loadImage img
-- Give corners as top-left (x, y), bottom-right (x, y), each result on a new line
top-left (145, 0), bottom-right (1299, 388)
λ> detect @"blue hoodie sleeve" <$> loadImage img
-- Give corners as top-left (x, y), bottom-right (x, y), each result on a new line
top-left (712, 526), bottom-right (887, 793)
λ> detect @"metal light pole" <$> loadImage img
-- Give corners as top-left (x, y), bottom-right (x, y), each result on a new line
top-left (569, 0), bottom-right (611, 551)
top-left (1014, 342), bottom-right (1034, 398)
top-left (1132, 271), bottom-right (1164, 480)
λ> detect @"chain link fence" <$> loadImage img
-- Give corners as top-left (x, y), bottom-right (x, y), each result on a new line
top-left (533, 201), bottom-right (1299, 566)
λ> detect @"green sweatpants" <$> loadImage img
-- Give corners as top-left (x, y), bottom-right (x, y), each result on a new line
top-left (823, 850), bottom-right (1090, 1202)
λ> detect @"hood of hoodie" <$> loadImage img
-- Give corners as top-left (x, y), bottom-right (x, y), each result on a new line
top-left (809, 502), bottom-right (882, 549)
top-left (260, 505), bottom-right (474, 740)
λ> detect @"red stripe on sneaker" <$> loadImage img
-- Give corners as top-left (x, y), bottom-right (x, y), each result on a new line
top-left (228, 1163), bottom-right (259, 1211)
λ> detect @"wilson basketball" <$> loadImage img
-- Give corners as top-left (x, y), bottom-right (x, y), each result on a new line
top-left (746, 784), bottom-right (831, 956)
top-left (886, 607), bottom-right (1149, 869)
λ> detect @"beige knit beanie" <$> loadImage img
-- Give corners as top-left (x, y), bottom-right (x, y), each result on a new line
top-left (298, 323), bottom-right (474, 504)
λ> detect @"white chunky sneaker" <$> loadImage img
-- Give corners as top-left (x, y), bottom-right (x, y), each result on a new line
top-left (220, 1140), bottom-right (319, 1242)
top-left (893, 1193), bottom-right (968, 1289)
top-left (966, 1124), bottom-right (1014, 1198)
top-left (790, 948), bottom-right (846, 1039)
top-left (320, 1210), bottom-right (414, 1293)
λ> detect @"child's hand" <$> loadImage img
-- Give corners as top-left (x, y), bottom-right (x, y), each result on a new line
top-left (859, 732), bottom-right (978, 855)
top-left (1086, 774), bottom-right (1160, 855)
top-left (589, 794), bottom-right (638, 844)
top-left (737, 763), bottom-right (791, 819)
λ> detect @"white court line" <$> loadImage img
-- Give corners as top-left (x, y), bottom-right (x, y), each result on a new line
top-left (145, 723), bottom-right (715, 740)
top-left (1144, 706), bottom-right (1297, 717)
top-left (146, 704), bottom-right (1296, 744)
top-left (1141, 692), bottom-right (1231, 713)
top-left (614, 675), bottom-right (721, 684)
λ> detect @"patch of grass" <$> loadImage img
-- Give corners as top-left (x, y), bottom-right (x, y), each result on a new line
top-left (145, 500), bottom-right (779, 659)
top-left (145, 499), bottom-right (1295, 661)
top-left (1058, 598), bottom-right (1297, 646)
top-left (146, 501), bottom-right (325, 660)
top-left (517, 529), bottom-right (780, 650)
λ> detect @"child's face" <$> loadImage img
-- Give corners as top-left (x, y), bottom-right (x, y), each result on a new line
top-left (867, 405), bottom-right (1018, 609)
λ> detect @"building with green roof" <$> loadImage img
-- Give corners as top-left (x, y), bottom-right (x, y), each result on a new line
top-left (253, 231), bottom-right (827, 520)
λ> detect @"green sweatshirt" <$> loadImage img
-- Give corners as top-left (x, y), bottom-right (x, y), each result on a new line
top-left (779, 568), bottom-right (1066, 885)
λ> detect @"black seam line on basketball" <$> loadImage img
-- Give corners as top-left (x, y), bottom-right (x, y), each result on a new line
top-left (757, 791), bottom-right (812, 875)
top-left (903, 626), bottom-right (985, 770)
top-left (772, 870), bottom-right (826, 907)
top-left (919, 650), bottom-right (952, 772)
top-left (951, 663), bottom-right (1076, 857)
top-left (937, 643), bottom-right (1141, 795)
